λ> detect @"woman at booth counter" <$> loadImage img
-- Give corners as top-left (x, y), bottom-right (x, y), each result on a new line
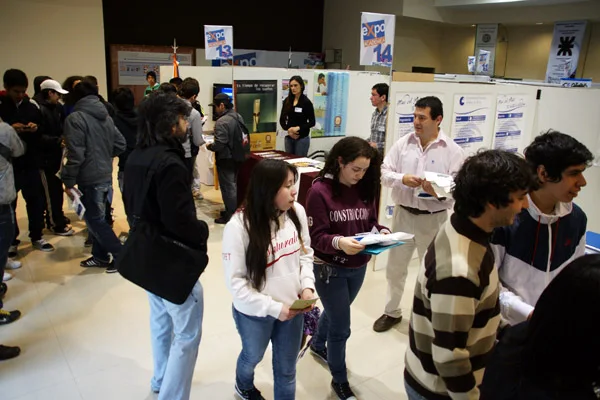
top-left (279, 75), bottom-right (315, 157)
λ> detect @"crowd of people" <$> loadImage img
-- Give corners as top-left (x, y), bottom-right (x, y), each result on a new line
top-left (0, 66), bottom-right (597, 400)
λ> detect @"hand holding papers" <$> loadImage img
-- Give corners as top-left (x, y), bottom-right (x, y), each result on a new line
top-left (417, 171), bottom-right (453, 200)
top-left (352, 230), bottom-right (415, 255)
top-left (66, 187), bottom-right (86, 220)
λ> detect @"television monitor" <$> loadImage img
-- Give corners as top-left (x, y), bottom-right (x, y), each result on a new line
top-left (212, 83), bottom-right (233, 121)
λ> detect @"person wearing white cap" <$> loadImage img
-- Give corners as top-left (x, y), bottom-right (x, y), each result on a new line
top-left (33, 79), bottom-right (74, 236)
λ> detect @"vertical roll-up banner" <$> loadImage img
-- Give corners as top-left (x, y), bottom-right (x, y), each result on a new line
top-left (474, 24), bottom-right (498, 76)
top-left (545, 21), bottom-right (587, 84)
top-left (204, 25), bottom-right (234, 60)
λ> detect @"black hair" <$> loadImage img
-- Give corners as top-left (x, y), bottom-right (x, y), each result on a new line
top-left (3, 69), bottom-right (28, 89)
top-left (71, 78), bottom-right (99, 103)
top-left (283, 75), bottom-right (305, 113)
top-left (523, 254), bottom-right (600, 393)
top-left (41, 89), bottom-right (57, 101)
top-left (158, 82), bottom-right (177, 95)
top-left (146, 71), bottom-right (157, 81)
top-left (84, 75), bottom-right (98, 87)
top-left (318, 73), bottom-right (325, 80)
top-left (33, 75), bottom-right (52, 95)
top-left (243, 159), bottom-right (303, 291)
top-left (112, 87), bottom-right (135, 112)
top-left (178, 79), bottom-right (200, 99)
top-left (62, 76), bottom-right (84, 106)
top-left (372, 83), bottom-right (389, 101)
top-left (137, 92), bottom-right (191, 149)
top-left (214, 97), bottom-right (233, 110)
top-left (415, 96), bottom-right (443, 120)
top-left (320, 136), bottom-right (381, 203)
top-left (524, 130), bottom-right (593, 183)
top-left (453, 150), bottom-right (538, 218)
top-left (169, 77), bottom-right (183, 85)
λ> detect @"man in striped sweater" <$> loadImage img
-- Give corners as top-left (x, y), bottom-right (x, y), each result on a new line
top-left (404, 150), bottom-right (538, 400)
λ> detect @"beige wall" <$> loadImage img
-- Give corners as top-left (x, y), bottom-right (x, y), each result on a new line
top-left (582, 23), bottom-right (600, 81)
top-left (503, 25), bottom-right (554, 80)
top-left (0, 0), bottom-right (107, 97)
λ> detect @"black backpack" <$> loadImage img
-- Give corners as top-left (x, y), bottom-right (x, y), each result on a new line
top-left (230, 113), bottom-right (251, 162)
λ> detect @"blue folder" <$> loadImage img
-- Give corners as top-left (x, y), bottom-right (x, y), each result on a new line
top-left (586, 231), bottom-right (600, 253)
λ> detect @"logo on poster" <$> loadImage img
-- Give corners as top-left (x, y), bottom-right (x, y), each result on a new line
top-left (362, 20), bottom-right (386, 47)
top-left (557, 36), bottom-right (575, 56)
top-left (206, 29), bottom-right (227, 48)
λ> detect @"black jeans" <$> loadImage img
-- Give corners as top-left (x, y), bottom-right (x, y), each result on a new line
top-left (183, 156), bottom-right (196, 189)
top-left (216, 158), bottom-right (242, 219)
top-left (12, 169), bottom-right (45, 243)
top-left (40, 167), bottom-right (68, 230)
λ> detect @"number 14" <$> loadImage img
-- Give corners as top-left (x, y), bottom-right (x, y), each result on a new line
top-left (374, 44), bottom-right (392, 64)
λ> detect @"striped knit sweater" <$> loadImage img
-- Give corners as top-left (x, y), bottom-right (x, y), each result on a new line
top-left (404, 213), bottom-right (501, 400)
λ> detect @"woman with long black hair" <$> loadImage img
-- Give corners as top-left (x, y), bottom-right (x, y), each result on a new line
top-left (279, 75), bottom-right (315, 157)
top-left (223, 159), bottom-right (316, 400)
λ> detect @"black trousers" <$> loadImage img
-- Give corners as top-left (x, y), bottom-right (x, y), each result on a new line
top-left (12, 169), bottom-right (45, 243)
top-left (40, 166), bottom-right (68, 230)
top-left (216, 158), bottom-right (242, 219)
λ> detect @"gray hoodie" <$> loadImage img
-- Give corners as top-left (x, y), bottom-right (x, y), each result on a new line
top-left (62, 95), bottom-right (126, 188)
top-left (0, 122), bottom-right (25, 204)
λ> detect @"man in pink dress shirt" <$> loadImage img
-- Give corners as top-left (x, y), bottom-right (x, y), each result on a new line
top-left (373, 96), bottom-right (466, 333)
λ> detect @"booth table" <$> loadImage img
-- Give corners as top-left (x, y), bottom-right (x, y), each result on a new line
top-left (236, 151), bottom-right (322, 208)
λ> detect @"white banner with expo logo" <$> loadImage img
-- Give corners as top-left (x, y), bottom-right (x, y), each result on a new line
top-left (204, 25), bottom-right (234, 60)
top-left (360, 12), bottom-right (395, 68)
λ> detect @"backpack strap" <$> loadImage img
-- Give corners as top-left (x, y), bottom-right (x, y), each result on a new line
top-left (130, 148), bottom-right (171, 226)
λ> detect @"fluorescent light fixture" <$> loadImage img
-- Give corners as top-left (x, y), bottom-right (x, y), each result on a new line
top-left (536, 22), bottom-right (543, 25)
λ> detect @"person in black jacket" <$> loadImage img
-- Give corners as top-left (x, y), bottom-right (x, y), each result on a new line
top-left (33, 79), bottom-right (73, 236)
top-left (123, 92), bottom-right (209, 400)
top-left (112, 87), bottom-right (137, 194)
top-left (481, 254), bottom-right (600, 400)
top-left (0, 69), bottom-right (54, 255)
top-left (279, 75), bottom-right (315, 157)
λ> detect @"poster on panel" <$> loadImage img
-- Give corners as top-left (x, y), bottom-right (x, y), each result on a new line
top-left (394, 92), bottom-right (445, 142)
top-left (204, 25), bottom-right (234, 60)
top-left (545, 21), bottom-right (587, 84)
top-left (311, 72), bottom-right (349, 138)
top-left (234, 80), bottom-right (277, 151)
top-left (474, 24), bottom-right (498, 76)
top-left (360, 13), bottom-right (395, 67)
top-left (212, 50), bottom-right (324, 68)
top-left (492, 94), bottom-right (532, 153)
top-left (118, 51), bottom-right (192, 85)
top-left (451, 94), bottom-right (495, 155)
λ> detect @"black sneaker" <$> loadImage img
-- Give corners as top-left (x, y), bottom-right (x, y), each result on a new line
top-left (51, 225), bottom-right (75, 236)
top-left (331, 381), bottom-right (358, 400)
top-left (235, 383), bottom-right (265, 400)
top-left (310, 344), bottom-right (328, 363)
top-left (0, 345), bottom-right (20, 361)
top-left (105, 263), bottom-right (118, 274)
top-left (0, 309), bottom-right (21, 325)
top-left (80, 257), bottom-right (111, 268)
top-left (84, 236), bottom-right (93, 247)
top-left (32, 239), bottom-right (55, 252)
top-left (214, 217), bottom-right (229, 225)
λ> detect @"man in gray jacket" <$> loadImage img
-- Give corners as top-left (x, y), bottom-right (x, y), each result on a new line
top-left (62, 79), bottom-right (126, 273)
top-left (0, 121), bottom-right (25, 360)
top-left (206, 93), bottom-right (244, 224)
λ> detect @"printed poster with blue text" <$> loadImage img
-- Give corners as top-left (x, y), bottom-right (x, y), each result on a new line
top-left (360, 13), bottom-right (395, 67)
top-left (311, 72), bottom-right (349, 138)
top-left (204, 25), bottom-right (234, 60)
top-left (451, 94), bottom-right (495, 155)
top-left (394, 92), bottom-right (445, 142)
top-left (492, 94), bottom-right (532, 153)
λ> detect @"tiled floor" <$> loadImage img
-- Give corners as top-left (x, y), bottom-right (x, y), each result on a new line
top-left (0, 181), bottom-right (418, 400)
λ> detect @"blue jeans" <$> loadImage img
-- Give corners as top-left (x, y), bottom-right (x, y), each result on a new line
top-left (284, 135), bottom-right (310, 157)
top-left (79, 182), bottom-right (121, 262)
top-left (233, 306), bottom-right (304, 400)
top-left (148, 280), bottom-right (203, 400)
top-left (312, 263), bottom-right (367, 383)
top-left (405, 380), bottom-right (428, 400)
top-left (0, 204), bottom-right (15, 309)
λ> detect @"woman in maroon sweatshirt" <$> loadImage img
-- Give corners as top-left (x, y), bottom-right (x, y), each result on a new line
top-left (306, 136), bottom-right (389, 400)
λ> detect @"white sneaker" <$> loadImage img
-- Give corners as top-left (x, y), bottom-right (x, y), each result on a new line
top-left (3, 272), bottom-right (12, 282)
top-left (5, 259), bottom-right (21, 270)
top-left (32, 239), bottom-right (55, 252)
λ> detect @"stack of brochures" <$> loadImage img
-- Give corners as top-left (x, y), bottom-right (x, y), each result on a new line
top-left (353, 232), bottom-right (415, 255)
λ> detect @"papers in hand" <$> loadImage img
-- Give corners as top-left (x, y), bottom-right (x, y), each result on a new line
top-left (67, 188), bottom-right (86, 220)
top-left (353, 231), bottom-right (414, 246)
top-left (290, 297), bottom-right (319, 310)
top-left (417, 171), bottom-right (453, 200)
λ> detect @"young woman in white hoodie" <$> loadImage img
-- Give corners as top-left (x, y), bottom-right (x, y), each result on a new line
top-left (223, 159), bottom-right (316, 400)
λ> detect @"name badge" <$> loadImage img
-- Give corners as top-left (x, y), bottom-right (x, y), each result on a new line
top-left (294, 107), bottom-right (303, 113)
top-left (378, 126), bottom-right (386, 132)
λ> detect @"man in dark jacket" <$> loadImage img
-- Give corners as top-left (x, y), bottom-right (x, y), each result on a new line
top-left (206, 93), bottom-right (244, 224)
top-left (0, 69), bottom-right (54, 255)
top-left (33, 79), bottom-right (73, 236)
top-left (111, 87), bottom-right (137, 194)
top-left (123, 92), bottom-right (208, 400)
top-left (62, 79), bottom-right (126, 273)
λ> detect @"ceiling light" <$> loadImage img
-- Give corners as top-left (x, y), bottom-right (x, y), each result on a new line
top-left (536, 22), bottom-right (543, 25)
top-left (471, 24), bottom-right (476, 27)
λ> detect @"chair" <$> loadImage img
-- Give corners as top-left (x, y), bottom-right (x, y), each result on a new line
top-left (308, 150), bottom-right (326, 160)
